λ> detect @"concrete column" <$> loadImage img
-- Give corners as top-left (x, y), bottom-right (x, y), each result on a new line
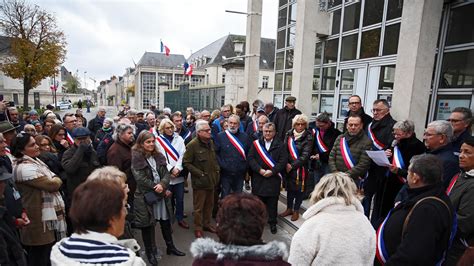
top-left (291, 0), bottom-right (330, 116)
top-left (391, 0), bottom-right (443, 136)
top-left (224, 62), bottom-right (245, 106)
top-left (243, 0), bottom-right (262, 103)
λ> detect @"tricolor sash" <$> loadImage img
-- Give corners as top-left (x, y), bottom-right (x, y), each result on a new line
top-left (252, 120), bottom-right (258, 132)
top-left (368, 122), bottom-right (385, 150)
top-left (66, 131), bottom-right (74, 145)
top-left (446, 173), bottom-right (460, 196)
top-left (340, 137), bottom-right (356, 170)
top-left (5, 147), bottom-right (10, 154)
top-left (376, 210), bottom-right (392, 264)
top-left (312, 128), bottom-right (329, 153)
top-left (392, 146), bottom-right (406, 183)
top-left (287, 136), bottom-right (306, 192)
top-left (155, 134), bottom-right (180, 162)
top-left (183, 131), bottom-right (191, 141)
top-left (253, 140), bottom-right (283, 180)
top-left (225, 130), bottom-right (246, 160)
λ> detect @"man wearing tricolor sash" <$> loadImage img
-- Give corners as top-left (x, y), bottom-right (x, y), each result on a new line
top-left (280, 114), bottom-right (312, 222)
top-left (375, 154), bottom-right (454, 265)
top-left (248, 122), bottom-right (287, 234)
top-left (329, 115), bottom-right (372, 183)
top-left (445, 136), bottom-right (474, 265)
top-left (309, 112), bottom-right (341, 190)
top-left (154, 118), bottom-right (189, 229)
top-left (215, 114), bottom-right (250, 198)
top-left (366, 99), bottom-right (396, 223)
top-left (171, 113), bottom-right (192, 145)
top-left (62, 113), bottom-right (78, 146)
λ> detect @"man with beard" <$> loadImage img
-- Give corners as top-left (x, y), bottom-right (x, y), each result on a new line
top-left (215, 114), bottom-right (250, 198)
top-left (6, 107), bottom-right (25, 132)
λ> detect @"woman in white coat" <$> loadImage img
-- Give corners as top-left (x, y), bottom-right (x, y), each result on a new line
top-left (152, 118), bottom-right (189, 229)
top-left (288, 172), bottom-right (376, 265)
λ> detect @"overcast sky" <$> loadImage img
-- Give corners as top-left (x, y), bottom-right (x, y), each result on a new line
top-left (34, 0), bottom-right (278, 90)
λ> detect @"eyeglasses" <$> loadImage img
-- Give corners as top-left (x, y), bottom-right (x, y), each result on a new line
top-left (446, 119), bottom-right (463, 123)
top-left (294, 123), bottom-right (306, 127)
top-left (349, 102), bottom-right (361, 105)
top-left (199, 129), bottom-right (211, 132)
top-left (372, 108), bottom-right (387, 113)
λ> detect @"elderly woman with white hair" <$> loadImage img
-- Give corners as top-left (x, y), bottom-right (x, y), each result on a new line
top-left (279, 114), bottom-right (313, 221)
top-left (288, 172), bottom-right (376, 265)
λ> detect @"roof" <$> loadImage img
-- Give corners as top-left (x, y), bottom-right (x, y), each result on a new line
top-left (188, 34), bottom-right (275, 70)
top-left (137, 52), bottom-right (186, 68)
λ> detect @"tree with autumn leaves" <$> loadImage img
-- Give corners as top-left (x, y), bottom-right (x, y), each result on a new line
top-left (0, 0), bottom-right (66, 109)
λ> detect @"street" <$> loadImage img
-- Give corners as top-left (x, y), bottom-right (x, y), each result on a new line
top-left (57, 105), bottom-right (294, 265)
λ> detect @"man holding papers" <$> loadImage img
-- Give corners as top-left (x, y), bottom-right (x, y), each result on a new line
top-left (329, 115), bottom-right (372, 182)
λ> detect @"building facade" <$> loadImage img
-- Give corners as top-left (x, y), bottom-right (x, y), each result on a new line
top-left (134, 52), bottom-right (205, 110)
top-left (276, 0), bottom-right (473, 133)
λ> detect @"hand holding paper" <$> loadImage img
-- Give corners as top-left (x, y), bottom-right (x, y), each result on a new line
top-left (366, 150), bottom-right (391, 167)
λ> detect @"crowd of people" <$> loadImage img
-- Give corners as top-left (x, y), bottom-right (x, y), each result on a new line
top-left (0, 96), bottom-right (473, 266)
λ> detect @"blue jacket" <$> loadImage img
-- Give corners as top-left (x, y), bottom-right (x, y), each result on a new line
top-left (215, 131), bottom-right (250, 175)
top-left (428, 143), bottom-right (459, 188)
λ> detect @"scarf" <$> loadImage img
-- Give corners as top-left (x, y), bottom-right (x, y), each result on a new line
top-left (13, 155), bottom-right (67, 240)
top-left (101, 126), bottom-right (112, 132)
top-left (293, 129), bottom-right (304, 140)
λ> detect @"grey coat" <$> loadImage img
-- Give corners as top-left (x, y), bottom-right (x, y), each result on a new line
top-left (131, 150), bottom-right (173, 228)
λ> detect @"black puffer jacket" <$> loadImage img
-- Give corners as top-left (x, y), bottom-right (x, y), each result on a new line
top-left (283, 129), bottom-right (312, 191)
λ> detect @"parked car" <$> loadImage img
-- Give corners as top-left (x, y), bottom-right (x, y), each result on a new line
top-left (54, 101), bottom-right (72, 110)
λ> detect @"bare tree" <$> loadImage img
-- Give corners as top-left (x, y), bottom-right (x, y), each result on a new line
top-left (0, 0), bottom-right (67, 109)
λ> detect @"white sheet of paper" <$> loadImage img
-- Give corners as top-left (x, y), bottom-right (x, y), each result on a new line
top-left (366, 150), bottom-right (391, 167)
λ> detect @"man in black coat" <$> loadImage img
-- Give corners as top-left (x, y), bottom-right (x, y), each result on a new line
top-left (448, 107), bottom-right (472, 154)
top-left (343, 95), bottom-right (372, 133)
top-left (248, 122), bottom-right (287, 234)
top-left (365, 99), bottom-right (396, 224)
top-left (87, 107), bottom-right (106, 137)
top-left (264, 103), bottom-right (279, 123)
top-left (274, 96), bottom-right (301, 142)
top-left (376, 154), bottom-right (454, 265)
top-left (424, 120), bottom-right (459, 188)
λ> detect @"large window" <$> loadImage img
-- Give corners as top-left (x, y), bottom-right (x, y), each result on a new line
top-left (440, 49), bottom-right (474, 88)
top-left (342, 3), bottom-right (361, 32)
top-left (383, 23), bottom-right (401, 55)
top-left (446, 4), bottom-right (474, 46)
top-left (141, 72), bottom-right (156, 109)
top-left (360, 28), bottom-right (381, 59)
top-left (363, 0), bottom-right (384, 27)
top-left (324, 39), bottom-right (339, 63)
top-left (341, 34), bottom-right (358, 61)
top-left (322, 67), bottom-right (337, 91)
top-left (386, 0), bottom-right (404, 20)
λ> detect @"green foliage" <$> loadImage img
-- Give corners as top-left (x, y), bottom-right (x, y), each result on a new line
top-left (0, 0), bottom-right (67, 109)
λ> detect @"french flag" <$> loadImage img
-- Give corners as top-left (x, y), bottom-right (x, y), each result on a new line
top-left (185, 64), bottom-right (193, 76)
top-left (160, 40), bottom-right (170, 56)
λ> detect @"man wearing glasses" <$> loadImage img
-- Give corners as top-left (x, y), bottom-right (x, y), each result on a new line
top-left (211, 104), bottom-right (232, 139)
top-left (183, 120), bottom-right (220, 239)
top-left (448, 107), bottom-right (472, 154)
top-left (343, 95), bottom-right (372, 133)
top-left (424, 120), bottom-right (459, 188)
top-left (365, 99), bottom-right (396, 225)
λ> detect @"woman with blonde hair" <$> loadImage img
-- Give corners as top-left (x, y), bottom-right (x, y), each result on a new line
top-left (288, 172), bottom-right (375, 265)
top-left (155, 118), bottom-right (188, 229)
top-left (280, 114), bottom-right (312, 221)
